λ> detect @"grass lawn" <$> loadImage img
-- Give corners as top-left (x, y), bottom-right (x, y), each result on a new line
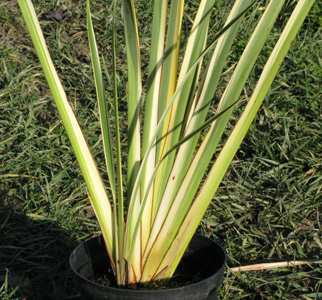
top-left (1, 0), bottom-right (321, 299)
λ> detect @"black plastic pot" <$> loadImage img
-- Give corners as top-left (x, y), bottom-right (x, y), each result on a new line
top-left (70, 234), bottom-right (226, 300)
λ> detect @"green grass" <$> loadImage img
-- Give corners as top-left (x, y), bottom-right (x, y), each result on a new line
top-left (1, 0), bottom-right (321, 299)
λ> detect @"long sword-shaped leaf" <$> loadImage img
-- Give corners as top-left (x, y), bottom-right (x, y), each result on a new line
top-left (87, 0), bottom-right (125, 282)
top-left (18, 0), bottom-right (114, 264)
top-left (87, 0), bottom-right (116, 203)
top-left (122, 0), bottom-right (142, 283)
top-left (156, 0), bottom-right (185, 155)
top-left (150, 0), bottom-right (185, 215)
top-left (111, 0), bottom-right (125, 285)
top-left (87, 3), bottom-right (120, 273)
top-left (122, 0), bottom-right (142, 199)
top-left (154, 0), bottom-right (315, 280)
top-left (140, 0), bottom-right (169, 255)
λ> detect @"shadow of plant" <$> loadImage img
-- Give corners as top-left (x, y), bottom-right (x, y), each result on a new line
top-left (0, 201), bottom-right (80, 300)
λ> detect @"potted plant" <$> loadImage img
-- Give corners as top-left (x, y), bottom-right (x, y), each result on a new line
top-left (17, 0), bottom-right (315, 298)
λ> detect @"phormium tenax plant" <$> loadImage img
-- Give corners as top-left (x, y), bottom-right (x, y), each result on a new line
top-left (17, 0), bottom-right (315, 294)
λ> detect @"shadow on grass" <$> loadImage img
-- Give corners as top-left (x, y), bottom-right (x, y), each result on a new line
top-left (0, 200), bottom-right (81, 300)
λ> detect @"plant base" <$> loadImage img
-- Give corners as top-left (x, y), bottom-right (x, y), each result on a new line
top-left (69, 234), bottom-right (226, 300)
